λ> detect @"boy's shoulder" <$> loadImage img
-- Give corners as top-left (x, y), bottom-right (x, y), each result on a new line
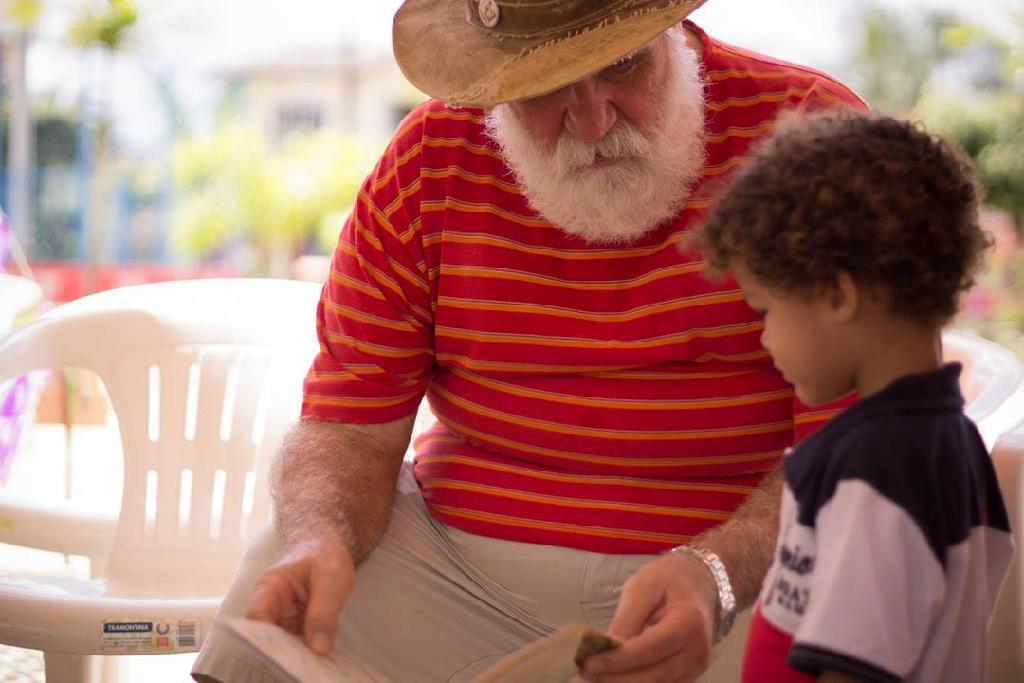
top-left (786, 402), bottom-right (978, 506)
top-left (787, 364), bottom-right (977, 489)
top-left (784, 387), bottom-right (1005, 564)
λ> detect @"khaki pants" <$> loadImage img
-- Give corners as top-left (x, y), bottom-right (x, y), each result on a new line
top-left (192, 465), bottom-right (750, 682)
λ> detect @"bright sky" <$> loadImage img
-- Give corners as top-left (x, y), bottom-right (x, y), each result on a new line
top-left (161, 0), bottom-right (1020, 68)
top-left (23, 0), bottom-right (1022, 150)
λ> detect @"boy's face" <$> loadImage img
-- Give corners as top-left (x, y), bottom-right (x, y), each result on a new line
top-left (731, 263), bottom-right (857, 407)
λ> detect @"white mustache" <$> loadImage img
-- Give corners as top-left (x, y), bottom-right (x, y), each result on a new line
top-left (554, 123), bottom-right (653, 172)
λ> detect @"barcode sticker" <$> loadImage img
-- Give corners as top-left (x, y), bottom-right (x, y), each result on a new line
top-left (100, 618), bottom-right (201, 653)
top-left (177, 619), bottom-right (200, 650)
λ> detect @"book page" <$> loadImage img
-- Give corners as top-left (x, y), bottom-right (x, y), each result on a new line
top-left (472, 624), bottom-right (608, 683)
top-left (218, 617), bottom-right (391, 683)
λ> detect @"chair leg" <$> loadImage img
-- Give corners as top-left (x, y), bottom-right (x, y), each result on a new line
top-left (43, 652), bottom-right (102, 683)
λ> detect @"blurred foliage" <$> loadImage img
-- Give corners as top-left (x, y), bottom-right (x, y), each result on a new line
top-left (67, 0), bottom-right (140, 50)
top-left (171, 124), bottom-right (373, 271)
top-left (918, 94), bottom-right (1024, 227)
top-left (848, 6), bottom-right (959, 116)
top-left (849, 5), bottom-right (1024, 231)
top-left (5, 0), bottom-right (43, 27)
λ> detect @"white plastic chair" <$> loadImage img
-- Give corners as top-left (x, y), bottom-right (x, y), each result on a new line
top-left (988, 416), bottom-right (1024, 682)
top-left (0, 278), bottom-right (321, 682)
top-left (0, 272), bottom-right (43, 334)
top-left (943, 330), bottom-right (1024, 682)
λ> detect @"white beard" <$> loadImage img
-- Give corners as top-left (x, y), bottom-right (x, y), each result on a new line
top-left (485, 36), bottom-right (707, 245)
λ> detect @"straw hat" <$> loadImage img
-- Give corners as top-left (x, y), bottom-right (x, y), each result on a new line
top-left (393, 0), bottom-right (708, 109)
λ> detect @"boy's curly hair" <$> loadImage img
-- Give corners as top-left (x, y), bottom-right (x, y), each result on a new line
top-left (701, 111), bottom-right (990, 327)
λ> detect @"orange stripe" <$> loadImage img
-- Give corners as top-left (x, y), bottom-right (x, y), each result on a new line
top-left (303, 392), bottom-right (420, 409)
top-left (328, 270), bottom-right (386, 301)
top-left (347, 215), bottom-right (385, 252)
top-left (697, 350), bottom-right (773, 363)
top-left (586, 369), bottom-right (758, 381)
top-left (446, 366), bottom-right (792, 411)
top-left (434, 320), bottom-right (763, 351)
top-left (425, 109), bottom-right (486, 126)
top-left (308, 367), bottom-right (386, 380)
top-left (439, 261), bottom-right (705, 290)
top-left (706, 121), bottom-right (776, 144)
top-left (702, 155), bottom-right (748, 178)
top-left (422, 136), bottom-right (503, 160)
top-left (382, 177), bottom-right (422, 221)
top-left (422, 480), bottom-right (731, 520)
top-left (432, 505), bottom-right (693, 545)
top-left (707, 67), bottom-right (821, 82)
top-left (335, 240), bottom-right (430, 298)
top-left (323, 298), bottom-right (425, 334)
top-left (421, 166), bottom-right (520, 195)
top-left (429, 230), bottom-right (691, 260)
top-left (416, 453), bottom-right (756, 495)
top-left (706, 86), bottom-right (845, 113)
top-left (435, 354), bottom-right (655, 374)
top-left (433, 354), bottom-right (765, 378)
top-left (433, 413), bottom-right (783, 467)
top-left (372, 141), bottom-right (423, 193)
top-left (432, 385), bottom-right (791, 442)
top-left (436, 290), bottom-right (743, 323)
top-left (357, 188), bottom-right (403, 243)
top-left (322, 329), bottom-right (432, 359)
top-left (422, 198), bottom-right (553, 228)
top-left (795, 408), bottom-right (843, 425)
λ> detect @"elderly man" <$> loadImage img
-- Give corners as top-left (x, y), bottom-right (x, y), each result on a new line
top-left (192, 1), bottom-right (866, 681)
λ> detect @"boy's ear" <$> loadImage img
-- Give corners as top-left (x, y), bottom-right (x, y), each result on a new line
top-left (828, 271), bottom-right (859, 323)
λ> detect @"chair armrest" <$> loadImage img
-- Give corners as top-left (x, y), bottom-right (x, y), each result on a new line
top-left (0, 494), bottom-right (116, 564)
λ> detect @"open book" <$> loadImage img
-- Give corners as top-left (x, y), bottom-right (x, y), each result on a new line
top-left (218, 617), bottom-right (617, 683)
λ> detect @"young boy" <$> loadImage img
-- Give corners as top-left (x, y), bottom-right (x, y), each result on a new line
top-left (700, 112), bottom-right (1013, 682)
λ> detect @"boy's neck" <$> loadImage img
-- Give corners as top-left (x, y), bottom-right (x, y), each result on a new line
top-left (853, 320), bottom-right (943, 399)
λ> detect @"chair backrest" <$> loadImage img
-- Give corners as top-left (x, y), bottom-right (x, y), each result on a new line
top-left (0, 278), bottom-right (322, 594)
top-left (943, 331), bottom-right (1024, 681)
top-left (0, 273), bottom-right (43, 333)
top-left (987, 419), bottom-right (1024, 682)
top-left (943, 329), bottom-right (1024, 448)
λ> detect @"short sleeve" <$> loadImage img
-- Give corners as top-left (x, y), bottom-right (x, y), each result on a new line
top-left (788, 479), bottom-right (945, 680)
top-left (301, 108), bottom-right (435, 424)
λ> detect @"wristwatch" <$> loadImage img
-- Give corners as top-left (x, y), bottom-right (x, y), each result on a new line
top-left (668, 545), bottom-right (737, 643)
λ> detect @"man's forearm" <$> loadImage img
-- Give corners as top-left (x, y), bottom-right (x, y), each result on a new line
top-left (270, 416), bottom-right (413, 564)
top-left (695, 468), bottom-right (782, 610)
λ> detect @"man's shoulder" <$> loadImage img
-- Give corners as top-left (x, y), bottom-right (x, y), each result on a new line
top-left (699, 27), bottom-right (867, 110)
top-left (393, 99), bottom-right (490, 146)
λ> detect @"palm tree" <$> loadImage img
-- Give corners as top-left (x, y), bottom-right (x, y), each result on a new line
top-left (66, 0), bottom-right (140, 292)
top-left (2, 0), bottom-right (43, 257)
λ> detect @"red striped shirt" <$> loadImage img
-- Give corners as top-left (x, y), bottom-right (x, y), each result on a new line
top-left (302, 23), bottom-right (868, 554)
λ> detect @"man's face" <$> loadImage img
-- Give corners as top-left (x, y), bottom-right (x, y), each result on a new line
top-left (507, 36), bottom-right (674, 149)
top-left (484, 30), bottom-right (707, 245)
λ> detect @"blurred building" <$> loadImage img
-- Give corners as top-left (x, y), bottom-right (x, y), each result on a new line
top-left (218, 45), bottom-right (424, 145)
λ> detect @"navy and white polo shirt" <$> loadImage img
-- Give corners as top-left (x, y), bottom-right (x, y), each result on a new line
top-left (743, 364), bottom-right (1013, 683)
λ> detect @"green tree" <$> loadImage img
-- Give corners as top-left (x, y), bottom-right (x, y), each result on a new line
top-left (913, 15), bottom-right (1024, 231)
top-left (67, 0), bottom-right (140, 50)
top-left (172, 124), bottom-right (374, 275)
top-left (847, 5), bottom-right (958, 116)
top-left (66, 0), bottom-right (140, 287)
top-left (847, 4), bottom-right (1024, 230)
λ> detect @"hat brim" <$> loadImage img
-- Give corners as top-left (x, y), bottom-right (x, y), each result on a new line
top-left (393, 0), bottom-right (707, 109)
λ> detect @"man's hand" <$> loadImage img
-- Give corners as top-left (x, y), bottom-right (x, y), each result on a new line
top-left (246, 534), bottom-right (356, 656)
top-left (580, 552), bottom-right (718, 683)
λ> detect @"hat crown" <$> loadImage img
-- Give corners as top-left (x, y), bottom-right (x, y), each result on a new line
top-left (466, 0), bottom-right (664, 39)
